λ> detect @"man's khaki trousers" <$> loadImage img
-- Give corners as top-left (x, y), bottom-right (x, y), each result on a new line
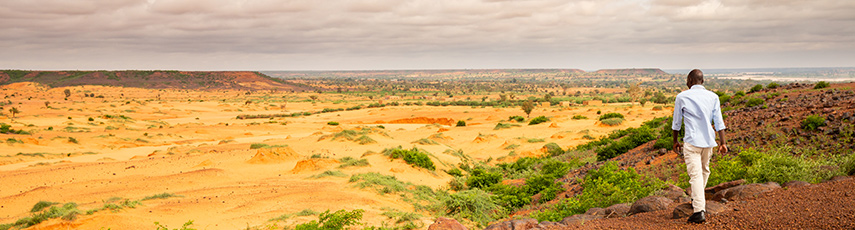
top-left (683, 142), bottom-right (713, 213)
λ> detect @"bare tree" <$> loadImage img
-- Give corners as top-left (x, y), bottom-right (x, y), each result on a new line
top-left (63, 89), bottom-right (71, 98)
top-left (9, 107), bottom-right (20, 119)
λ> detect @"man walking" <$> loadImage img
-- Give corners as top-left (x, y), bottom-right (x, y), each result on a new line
top-left (672, 69), bottom-right (728, 224)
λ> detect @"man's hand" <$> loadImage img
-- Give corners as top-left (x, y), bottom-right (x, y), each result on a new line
top-left (673, 141), bottom-right (682, 157)
top-left (718, 143), bottom-right (729, 154)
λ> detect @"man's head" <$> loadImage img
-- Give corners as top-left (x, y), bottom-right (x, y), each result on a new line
top-left (687, 69), bottom-right (704, 88)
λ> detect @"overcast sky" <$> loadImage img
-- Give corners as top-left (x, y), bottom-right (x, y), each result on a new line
top-left (1, 0), bottom-right (853, 71)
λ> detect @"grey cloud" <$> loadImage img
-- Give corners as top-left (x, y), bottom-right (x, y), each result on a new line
top-left (0, 0), bottom-right (853, 70)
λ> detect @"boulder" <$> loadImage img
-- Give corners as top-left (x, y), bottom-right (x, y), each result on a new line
top-left (656, 184), bottom-right (688, 201)
top-left (584, 207), bottom-right (606, 217)
top-left (603, 203), bottom-right (631, 218)
top-left (428, 217), bottom-right (468, 230)
top-left (560, 214), bottom-right (601, 226)
top-left (628, 196), bottom-right (673, 215)
top-left (533, 221), bottom-right (564, 229)
top-left (712, 182), bottom-right (781, 201)
top-left (483, 218), bottom-right (537, 230)
top-left (672, 202), bottom-right (732, 219)
top-left (829, 175), bottom-right (852, 182)
top-left (782, 180), bottom-right (810, 188)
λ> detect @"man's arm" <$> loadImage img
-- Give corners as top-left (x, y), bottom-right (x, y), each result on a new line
top-left (717, 129), bottom-right (728, 154)
top-left (671, 97), bottom-right (683, 155)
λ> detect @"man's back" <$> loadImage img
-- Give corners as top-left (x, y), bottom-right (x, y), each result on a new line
top-left (672, 85), bottom-right (725, 148)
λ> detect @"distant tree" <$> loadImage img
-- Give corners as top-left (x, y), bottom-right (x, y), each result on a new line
top-left (44, 101), bottom-right (50, 108)
top-left (309, 95), bottom-right (319, 101)
top-left (508, 93), bottom-right (516, 100)
top-left (627, 83), bottom-right (642, 104)
top-left (543, 93), bottom-right (552, 102)
top-left (521, 101), bottom-right (535, 118)
top-left (63, 89), bottom-right (71, 98)
top-left (9, 107), bottom-right (19, 118)
top-left (499, 94), bottom-right (507, 102)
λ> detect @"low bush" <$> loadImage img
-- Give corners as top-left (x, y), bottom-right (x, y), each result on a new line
top-left (338, 157), bottom-right (370, 168)
top-left (767, 82), bottom-right (779, 89)
top-left (543, 143), bottom-right (564, 156)
top-left (0, 123), bottom-right (29, 134)
top-left (466, 167), bottom-right (502, 189)
top-left (814, 81), bottom-right (830, 89)
top-left (456, 120), bottom-right (466, 127)
top-left (571, 115), bottom-right (587, 120)
top-left (595, 126), bottom-right (656, 161)
top-left (706, 146), bottom-right (851, 186)
top-left (801, 115), bottom-right (825, 131)
top-left (748, 84), bottom-right (763, 93)
top-left (598, 112), bottom-right (624, 121)
top-left (443, 189), bottom-right (503, 227)
top-left (249, 143), bottom-right (269, 149)
top-left (309, 170), bottom-right (348, 179)
top-left (508, 116), bottom-right (525, 122)
top-left (528, 116), bottom-right (549, 125)
top-left (745, 97), bottom-right (764, 107)
top-left (383, 147), bottom-right (436, 170)
top-left (349, 172), bottom-right (408, 194)
top-left (530, 161), bottom-right (664, 222)
top-left (327, 121), bottom-right (339, 126)
top-left (295, 209), bottom-right (364, 230)
top-left (494, 122), bottom-right (521, 130)
top-left (141, 193), bottom-right (182, 201)
top-left (600, 118), bottom-right (624, 126)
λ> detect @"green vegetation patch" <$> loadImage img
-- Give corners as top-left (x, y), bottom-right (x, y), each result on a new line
top-left (703, 146), bottom-right (855, 186)
top-left (309, 170), bottom-right (348, 179)
top-left (530, 161), bottom-right (664, 222)
top-left (494, 122), bottom-right (521, 130)
top-left (528, 116), bottom-right (549, 125)
top-left (142, 193), bottom-right (183, 201)
top-left (382, 146), bottom-right (436, 170)
top-left (598, 112), bottom-right (624, 121)
top-left (338, 157), bottom-right (370, 168)
top-left (0, 123), bottom-right (30, 135)
top-left (802, 115), bottom-right (826, 131)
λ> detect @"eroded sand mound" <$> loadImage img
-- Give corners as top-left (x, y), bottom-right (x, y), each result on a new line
top-left (290, 158), bottom-right (340, 173)
top-left (381, 117), bottom-right (455, 126)
top-left (247, 147), bottom-right (299, 164)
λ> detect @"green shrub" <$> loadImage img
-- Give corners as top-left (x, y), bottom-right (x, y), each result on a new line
top-left (7, 202), bottom-right (83, 229)
top-left (249, 143), bottom-right (270, 149)
top-left (543, 143), bottom-right (564, 157)
top-left (383, 147), bottom-right (436, 170)
top-left (595, 126), bottom-right (655, 161)
top-left (494, 122), bottom-right (520, 130)
top-left (748, 84), bottom-right (763, 93)
top-left (508, 116), bottom-right (525, 122)
top-left (767, 82), bottom-right (779, 89)
top-left (719, 94), bottom-right (731, 105)
top-left (338, 157), bottom-right (370, 168)
top-left (706, 146), bottom-right (850, 186)
top-left (0, 123), bottom-right (30, 134)
top-left (446, 168), bottom-right (464, 177)
top-left (142, 193), bottom-right (182, 201)
top-left (443, 189), bottom-right (502, 227)
top-left (295, 209), bottom-right (364, 230)
top-left (814, 81), bottom-right (830, 89)
top-left (745, 97), bottom-right (764, 107)
top-left (598, 112), bottom-right (624, 121)
top-left (526, 138), bottom-right (545, 143)
top-left (600, 118), bottom-right (624, 126)
top-left (466, 167), bottom-right (502, 189)
top-left (309, 170), bottom-right (348, 179)
top-left (528, 116), bottom-right (549, 125)
top-left (327, 121), bottom-right (340, 126)
top-left (349, 172), bottom-right (408, 194)
top-left (456, 120), bottom-right (466, 127)
top-left (530, 161), bottom-right (663, 222)
top-left (30, 201), bottom-right (59, 212)
top-left (571, 115), bottom-right (587, 120)
top-left (802, 115), bottom-right (825, 131)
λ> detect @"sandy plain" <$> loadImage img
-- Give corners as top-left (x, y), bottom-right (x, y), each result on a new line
top-left (0, 83), bottom-right (671, 229)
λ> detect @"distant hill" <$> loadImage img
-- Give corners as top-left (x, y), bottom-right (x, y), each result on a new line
top-left (594, 68), bottom-right (668, 75)
top-left (0, 70), bottom-right (308, 91)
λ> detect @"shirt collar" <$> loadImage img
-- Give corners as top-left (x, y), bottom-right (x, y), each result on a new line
top-left (690, 85), bottom-right (706, 90)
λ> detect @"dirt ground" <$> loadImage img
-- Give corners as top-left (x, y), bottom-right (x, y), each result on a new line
top-left (0, 83), bottom-right (671, 229)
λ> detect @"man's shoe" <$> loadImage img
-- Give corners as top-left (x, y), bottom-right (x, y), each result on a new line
top-left (687, 210), bottom-right (705, 224)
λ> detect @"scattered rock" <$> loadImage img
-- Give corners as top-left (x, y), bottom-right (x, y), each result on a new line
top-left (671, 201), bottom-right (732, 219)
top-left (560, 214), bottom-right (602, 226)
top-left (533, 221), bottom-right (564, 229)
top-left (428, 217), bottom-right (468, 230)
top-left (628, 196), bottom-right (673, 215)
top-left (705, 179), bottom-right (745, 195)
top-left (783, 180), bottom-right (810, 188)
top-left (484, 218), bottom-right (538, 230)
top-left (603, 203), bottom-right (631, 218)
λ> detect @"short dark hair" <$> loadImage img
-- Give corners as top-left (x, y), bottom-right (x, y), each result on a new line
top-left (688, 69), bottom-right (704, 83)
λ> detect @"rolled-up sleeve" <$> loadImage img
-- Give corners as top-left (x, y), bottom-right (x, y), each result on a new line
top-left (672, 97), bottom-right (683, 131)
top-left (712, 99), bottom-right (726, 131)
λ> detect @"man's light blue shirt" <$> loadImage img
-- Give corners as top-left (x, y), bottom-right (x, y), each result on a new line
top-left (672, 85), bottom-right (726, 148)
